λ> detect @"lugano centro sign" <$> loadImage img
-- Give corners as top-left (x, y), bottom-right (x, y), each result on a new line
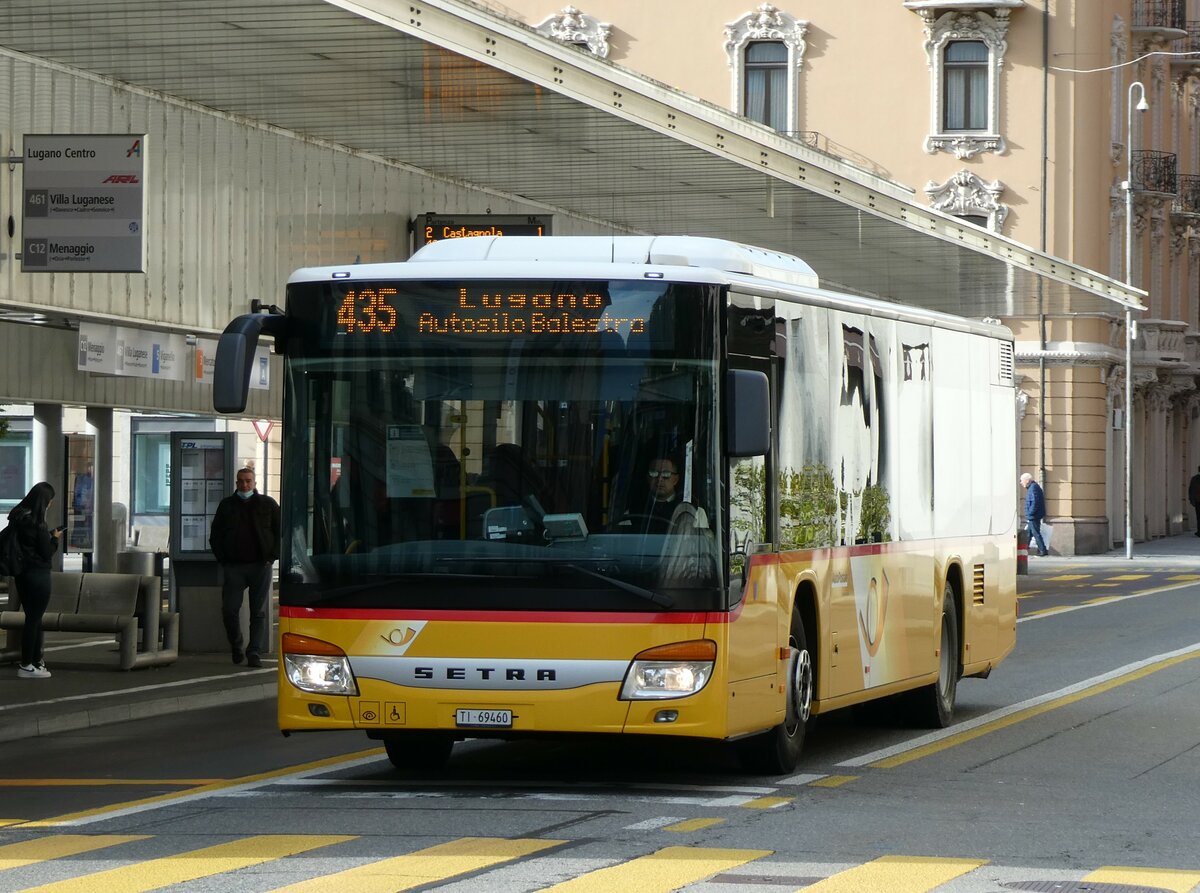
top-left (21, 134), bottom-right (147, 273)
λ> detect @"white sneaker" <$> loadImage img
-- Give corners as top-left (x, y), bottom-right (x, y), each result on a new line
top-left (17, 663), bottom-right (51, 679)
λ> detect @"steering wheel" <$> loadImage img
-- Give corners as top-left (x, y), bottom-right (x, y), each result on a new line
top-left (614, 513), bottom-right (671, 534)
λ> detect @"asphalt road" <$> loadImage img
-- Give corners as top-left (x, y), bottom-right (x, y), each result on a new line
top-left (2, 573), bottom-right (1199, 892)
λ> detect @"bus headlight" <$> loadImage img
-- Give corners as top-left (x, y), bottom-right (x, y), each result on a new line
top-left (282, 633), bottom-right (358, 696)
top-left (620, 639), bottom-right (716, 700)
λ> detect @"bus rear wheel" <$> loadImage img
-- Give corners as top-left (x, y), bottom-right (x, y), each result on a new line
top-left (383, 732), bottom-right (454, 771)
top-left (910, 583), bottom-right (959, 727)
top-left (736, 610), bottom-right (813, 775)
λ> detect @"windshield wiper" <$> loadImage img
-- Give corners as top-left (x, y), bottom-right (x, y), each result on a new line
top-left (560, 562), bottom-right (674, 608)
top-left (427, 556), bottom-right (673, 607)
top-left (302, 573), bottom-right (495, 606)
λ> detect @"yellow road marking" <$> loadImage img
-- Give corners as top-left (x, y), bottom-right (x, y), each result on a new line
top-left (740, 796), bottom-right (792, 809)
top-left (267, 837), bottom-right (562, 893)
top-left (0, 835), bottom-right (147, 871)
top-left (1085, 866), bottom-right (1200, 893)
top-left (1085, 596), bottom-right (1123, 604)
top-left (1022, 606), bottom-right (1069, 617)
top-left (19, 834), bottom-right (352, 893)
top-left (0, 820), bottom-right (25, 827)
top-left (809, 775), bottom-right (857, 788)
top-left (1168, 574), bottom-right (1200, 581)
top-left (804, 855), bottom-right (986, 892)
top-left (1105, 574), bottom-right (1150, 581)
top-left (1089, 583), bottom-right (1120, 589)
top-left (538, 846), bottom-right (771, 892)
top-left (664, 818), bottom-right (725, 832)
top-left (1045, 574), bottom-right (1091, 581)
top-left (26, 748), bottom-right (384, 827)
top-left (0, 779), bottom-right (219, 787)
top-left (870, 649), bottom-right (1200, 768)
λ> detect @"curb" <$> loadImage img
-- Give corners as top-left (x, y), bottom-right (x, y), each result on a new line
top-left (0, 680), bottom-right (275, 743)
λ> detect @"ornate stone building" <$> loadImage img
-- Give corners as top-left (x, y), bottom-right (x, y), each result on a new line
top-left (483, 0), bottom-right (1200, 553)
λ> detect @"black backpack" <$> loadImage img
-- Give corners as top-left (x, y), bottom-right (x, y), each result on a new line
top-left (0, 518), bottom-right (25, 578)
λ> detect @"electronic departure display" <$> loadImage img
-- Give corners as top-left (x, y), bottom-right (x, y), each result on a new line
top-left (416, 213), bottom-right (551, 245)
top-left (335, 285), bottom-right (647, 337)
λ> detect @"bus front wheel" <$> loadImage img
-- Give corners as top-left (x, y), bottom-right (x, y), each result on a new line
top-left (383, 733), bottom-right (454, 771)
top-left (736, 610), bottom-right (813, 775)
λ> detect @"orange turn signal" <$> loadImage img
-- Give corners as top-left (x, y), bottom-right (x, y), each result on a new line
top-left (632, 639), bottom-right (717, 662)
top-left (281, 633), bottom-right (346, 657)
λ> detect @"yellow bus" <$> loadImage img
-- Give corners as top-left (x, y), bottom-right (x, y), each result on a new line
top-left (215, 236), bottom-right (1017, 774)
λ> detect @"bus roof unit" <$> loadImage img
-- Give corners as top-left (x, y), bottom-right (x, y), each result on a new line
top-left (409, 235), bottom-right (820, 289)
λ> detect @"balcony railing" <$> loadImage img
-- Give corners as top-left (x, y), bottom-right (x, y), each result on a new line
top-left (1176, 20), bottom-right (1200, 55)
top-left (1131, 150), bottom-right (1178, 195)
top-left (782, 131), bottom-right (889, 178)
top-left (1133, 0), bottom-right (1187, 32)
top-left (1173, 174), bottom-right (1200, 214)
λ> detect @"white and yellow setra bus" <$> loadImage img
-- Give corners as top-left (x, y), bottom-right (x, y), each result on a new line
top-left (215, 235), bottom-right (1017, 773)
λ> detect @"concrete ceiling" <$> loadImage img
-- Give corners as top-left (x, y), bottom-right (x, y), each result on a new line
top-left (0, 0), bottom-right (1145, 319)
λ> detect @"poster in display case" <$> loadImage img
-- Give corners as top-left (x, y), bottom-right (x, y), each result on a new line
top-left (169, 432), bottom-right (236, 560)
top-left (63, 433), bottom-right (96, 555)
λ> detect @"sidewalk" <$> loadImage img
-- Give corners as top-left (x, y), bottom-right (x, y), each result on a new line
top-left (1026, 529), bottom-right (1200, 572)
top-left (2, 532), bottom-right (1198, 745)
top-left (0, 638), bottom-right (275, 744)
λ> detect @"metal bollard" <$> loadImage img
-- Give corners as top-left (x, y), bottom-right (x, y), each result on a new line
top-left (1016, 528), bottom-right (1029, 575)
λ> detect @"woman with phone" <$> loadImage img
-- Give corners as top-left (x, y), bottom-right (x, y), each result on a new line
top-left (7, 481), bottom-right (61, 679)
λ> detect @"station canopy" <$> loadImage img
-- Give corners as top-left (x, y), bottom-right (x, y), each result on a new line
top-left (0, 0), bottom-right (1144, 319)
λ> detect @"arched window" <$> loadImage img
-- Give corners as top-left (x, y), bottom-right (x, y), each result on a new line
top-left (943, 40), bottom-right (988, 131)
top-left (744, 41), bottom-right (789, 130)
top-left (725, 5), bottom-right (808, 133)
top-left (912, 7), bottom-right (1015, 159)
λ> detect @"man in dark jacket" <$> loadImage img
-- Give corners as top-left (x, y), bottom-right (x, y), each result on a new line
top-left (209, 467), bottom-right (280, 666)
top-left (1020, 472), bottom-right (1048, 557)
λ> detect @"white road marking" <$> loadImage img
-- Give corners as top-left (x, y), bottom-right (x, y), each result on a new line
top-left (624, 816), bottom-right (685, 830)
top-left (836, 640), bottom-right (1200, 768)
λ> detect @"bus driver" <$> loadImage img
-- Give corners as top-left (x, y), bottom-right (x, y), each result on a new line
top-left (646, 456), bottom-right (682, 527)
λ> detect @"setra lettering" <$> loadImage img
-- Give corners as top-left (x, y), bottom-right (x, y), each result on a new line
top-left (411, 666), bottom-right (559, 682)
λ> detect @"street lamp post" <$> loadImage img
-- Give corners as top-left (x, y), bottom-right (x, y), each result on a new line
top-left (1124, 80), bottom-right (1148, 560)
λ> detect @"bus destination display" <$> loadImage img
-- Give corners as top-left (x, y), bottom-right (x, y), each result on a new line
top-left (335, 285), bottom-right (648, 337)
top-left (417, 213), bottom-right (551, 245)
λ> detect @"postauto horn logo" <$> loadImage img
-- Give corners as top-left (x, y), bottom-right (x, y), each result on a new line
top-left (380, 621), bottom-right (426, 654)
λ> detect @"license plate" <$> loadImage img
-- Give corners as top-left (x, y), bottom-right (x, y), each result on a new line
top-left (456, 708), bottom-right (513, 728)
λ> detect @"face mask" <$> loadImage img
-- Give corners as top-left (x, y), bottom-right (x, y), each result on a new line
top-left (236, 489), bottom-right (254, 500)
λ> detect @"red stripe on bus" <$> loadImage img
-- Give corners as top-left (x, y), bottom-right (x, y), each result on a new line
top-left (279, 605), bottom-right (736, 624)
top-left (747, 540), bottom-right (916, 566)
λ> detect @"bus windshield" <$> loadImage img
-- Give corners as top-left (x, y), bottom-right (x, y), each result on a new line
top-left (279, 278), bottom-right (725, 613)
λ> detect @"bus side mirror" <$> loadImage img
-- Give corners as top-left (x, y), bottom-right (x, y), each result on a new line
top-left (726, 369), bottom-right (770, 457)
top-left (213, 312), bottom-right (287, 414)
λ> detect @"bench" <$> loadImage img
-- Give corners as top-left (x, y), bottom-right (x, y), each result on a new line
top-left (1, 571), bottom-right (179, 670)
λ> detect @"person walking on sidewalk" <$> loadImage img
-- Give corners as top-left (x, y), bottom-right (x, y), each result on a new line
top-left (1188, 466), bottom-right (1200, 537)
top-left (209, 467), bottom-right (280, 667)
top-left (9, 482), bottom-right (63, 679)
top-left (1020, 472), bottom-right (1049, 557)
